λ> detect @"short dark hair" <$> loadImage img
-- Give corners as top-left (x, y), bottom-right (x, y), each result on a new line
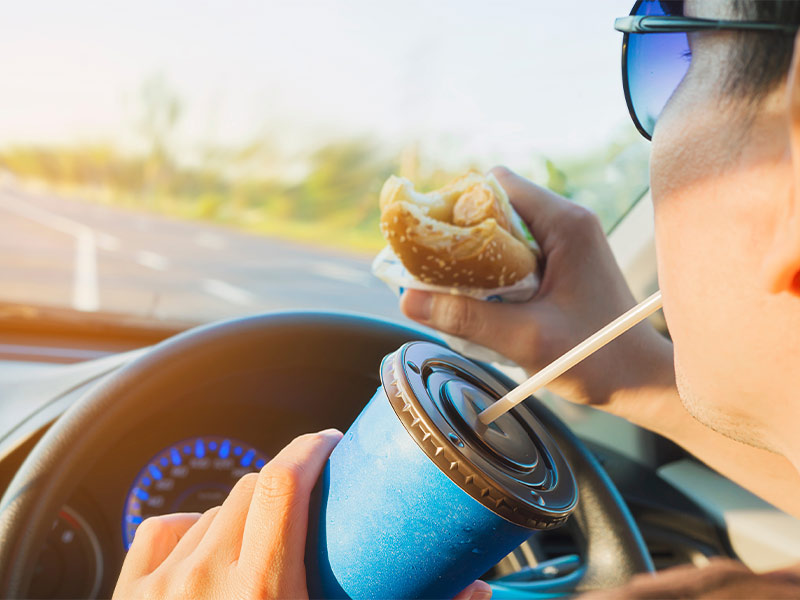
top-left (729, 0), bottom-right (800, 96)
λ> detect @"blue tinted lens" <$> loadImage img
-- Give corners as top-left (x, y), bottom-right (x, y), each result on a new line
top-left (626, 0), bottom-right (690, 138)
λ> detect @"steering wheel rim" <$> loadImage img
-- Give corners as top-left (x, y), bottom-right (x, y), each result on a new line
top-left (0, 311), bottom-right (653, 597)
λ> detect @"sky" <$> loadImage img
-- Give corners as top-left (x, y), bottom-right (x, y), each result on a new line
top-left (0, 0), bottom-right (636, 168)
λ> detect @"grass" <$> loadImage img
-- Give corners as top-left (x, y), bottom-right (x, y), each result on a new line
top-left (22, 178), bottom-right (387, 256)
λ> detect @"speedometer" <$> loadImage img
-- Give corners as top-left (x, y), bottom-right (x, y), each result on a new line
top-left (122, 436), bottom-right (269, 549)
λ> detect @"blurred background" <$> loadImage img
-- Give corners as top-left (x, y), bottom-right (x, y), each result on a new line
top-left (0, 0), bottom-right (648, 325)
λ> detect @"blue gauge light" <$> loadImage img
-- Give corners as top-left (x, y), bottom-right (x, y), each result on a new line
top-left (122, 435), bottom-right (269, 550)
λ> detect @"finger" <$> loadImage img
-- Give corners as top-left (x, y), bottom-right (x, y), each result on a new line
top-left (453, 580), bottom-right (493, 600)
top-left (237, 429), bottom-right (342, 589)
top-left (489, 165), bottom-right (569, 228)
top-left (489, 166), bottom-right (595, 252)
top-left (123, 512), bottom-right (202, 576)
top-left (156, 505), bottom-right (221, 567)
top-left (400, 289), bottom-right (539, 366)
top-left (194, 471), bottom-right (260, 560)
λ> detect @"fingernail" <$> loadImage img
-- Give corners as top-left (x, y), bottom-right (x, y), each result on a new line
top-left (318, 428), bottom-right (343, 438)
top-left (403, 291), bottom-right (433, 321)
top-left (468, 586), bottom-right (492, 600)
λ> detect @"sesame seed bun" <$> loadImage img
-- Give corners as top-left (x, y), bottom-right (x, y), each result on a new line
top-left (379, 172), bottom-right (540, 288)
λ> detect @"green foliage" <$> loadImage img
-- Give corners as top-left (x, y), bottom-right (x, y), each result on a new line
top-left (0, 144), bottom-right (143, 190)
top-left (544, 129), bottom-right (650, 231)
top-left (545, 159), bottom-right (568, 196)
top-left (287, 139), bottom-right (394, 225)
top-left (139, 74), bottom-right (182, 171)
top-left (0, 123), bottom-right (650, 251)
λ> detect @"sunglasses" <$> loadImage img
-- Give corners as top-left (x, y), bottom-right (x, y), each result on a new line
top-left (615, 0), bottom-right (799, 140)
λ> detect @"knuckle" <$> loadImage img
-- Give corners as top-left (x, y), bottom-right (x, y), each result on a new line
top-left (224, 473), bottom-right (259, 503)
top-left (257, 459), bottom-right (304, 502)
top-left (236, 472), bottom-right (260, 491)
top-left (248, 431), bottom-right (331, 512)
top-left (564, 204), bottom-right (602, 232)
top-left (139, 573), bottom-right (171, 600)
top-left (133, 515), bottom-right (171, 543)
top-left (242, 569), bottom-right (280, 600)
top-left (178, 559), bottom-right (214, 596)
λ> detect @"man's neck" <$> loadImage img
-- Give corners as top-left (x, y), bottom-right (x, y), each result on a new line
top-left (778, 424), bottom-right (800, 480)
top-left (620, 384), bottom-right (800, 519)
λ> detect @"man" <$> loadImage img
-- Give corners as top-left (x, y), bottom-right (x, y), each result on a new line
top-left (113, 1), bottom-right (800, 598)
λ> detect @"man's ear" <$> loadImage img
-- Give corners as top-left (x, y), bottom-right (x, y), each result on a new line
top-left (763, 33), bottom-right (800, 296)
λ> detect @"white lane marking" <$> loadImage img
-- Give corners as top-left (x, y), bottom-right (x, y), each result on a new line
top-left (307, 261), bottom-right (372, 286)
top-left (135, 250), bottom-right (169, 271)
top-left (0, 193), bottom-right (80, 234)
top-left (96, 232), bottom-right (121, 252)
top-left (194, 232), bottom-right (226, 250)
top-left (201, 278), bottom-right (256, 306)
top-left (74, 229), bottom-right (99, 311)
top-left (0, 192), bottom-right (100, 311)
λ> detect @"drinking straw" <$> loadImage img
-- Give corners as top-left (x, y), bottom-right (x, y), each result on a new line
top-left (478, 290), bottom-right (663, 425)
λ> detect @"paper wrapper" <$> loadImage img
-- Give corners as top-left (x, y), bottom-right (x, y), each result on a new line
top-left (372, 246), bottom-right (540, 367)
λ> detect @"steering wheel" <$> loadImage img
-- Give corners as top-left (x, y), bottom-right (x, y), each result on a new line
top-left (0, 312), bottom-right (653, 598)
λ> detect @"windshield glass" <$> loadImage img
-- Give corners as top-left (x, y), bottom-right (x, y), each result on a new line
top-left (0, 0), bottom-right (647, 325)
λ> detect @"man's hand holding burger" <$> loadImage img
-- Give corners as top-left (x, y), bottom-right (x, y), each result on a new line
top-left (399, 166), bottom-right (675, 413)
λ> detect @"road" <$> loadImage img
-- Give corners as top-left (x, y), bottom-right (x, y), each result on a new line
top-left (0, 183), bottom-right (407, 325)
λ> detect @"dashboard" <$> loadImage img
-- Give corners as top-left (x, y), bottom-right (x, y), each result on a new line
top-left (42, 407), bottom-right (282, 598)
top-left (121, 435), bottom-right (269, 550)
top-left (28, 426), bottom-right (270, 598)
top-left (23, 398), bottom-right (286, 596)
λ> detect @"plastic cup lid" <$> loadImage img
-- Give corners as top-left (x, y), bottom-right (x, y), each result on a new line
top-left (382, 341), bottom-right (578, 529)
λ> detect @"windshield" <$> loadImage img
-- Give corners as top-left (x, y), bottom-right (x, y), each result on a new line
top-left (0, 0), bottom-right (647, 325)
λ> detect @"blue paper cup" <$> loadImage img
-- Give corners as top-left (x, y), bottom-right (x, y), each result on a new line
top-left (307, 342), bottom-right (578, 599)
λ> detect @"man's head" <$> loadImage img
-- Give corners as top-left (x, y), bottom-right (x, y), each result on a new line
top-left (649, 0), bottom-right (800, 454)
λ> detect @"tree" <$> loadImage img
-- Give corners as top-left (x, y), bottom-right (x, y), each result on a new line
top-left (138, 74), bottom-right (183, 199)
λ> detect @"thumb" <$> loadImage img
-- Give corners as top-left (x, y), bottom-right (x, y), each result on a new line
top-left (400, 290), bottom-right (536, 362)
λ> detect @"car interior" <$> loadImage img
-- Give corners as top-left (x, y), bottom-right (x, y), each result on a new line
top-left (3, 1), bottom-right (800, 597)
top-left (1, 190), bottom-right (799, 599)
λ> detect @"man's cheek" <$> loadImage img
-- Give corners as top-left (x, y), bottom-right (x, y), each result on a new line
top-left (653, 197), bottom-right (716, 377)
top-left (653, 192), bottom-right (698, 328)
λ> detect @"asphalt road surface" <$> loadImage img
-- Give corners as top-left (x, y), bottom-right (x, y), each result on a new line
top-left (0, 183), bottom-right (407, 326)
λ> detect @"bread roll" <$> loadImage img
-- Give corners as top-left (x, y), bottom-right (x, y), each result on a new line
top-left (379, 172), bottom-right (540, 288)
